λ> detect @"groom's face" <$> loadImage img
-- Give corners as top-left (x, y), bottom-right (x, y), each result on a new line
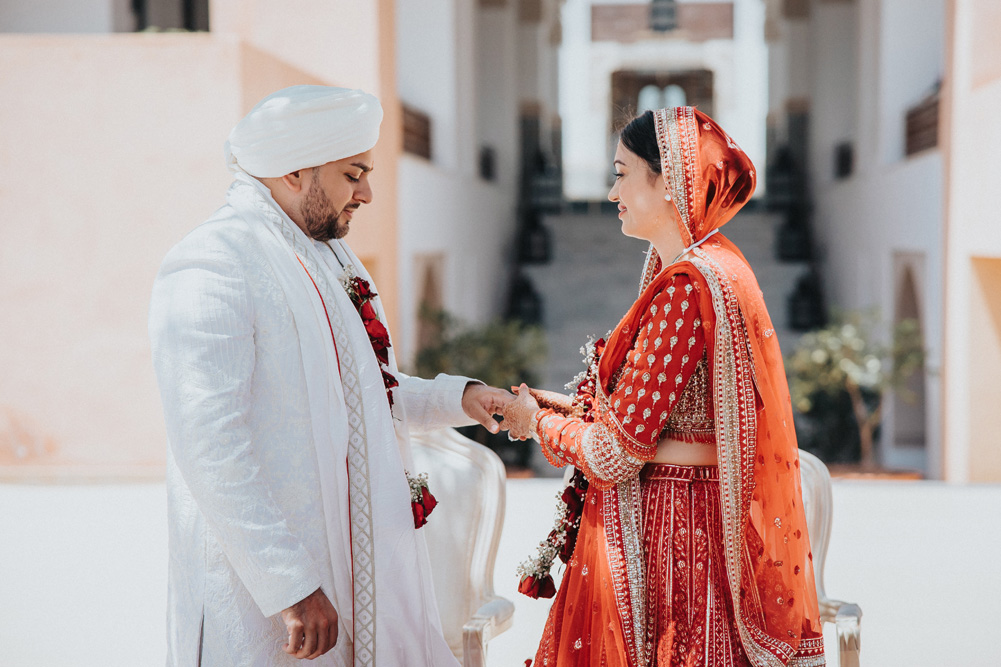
top-left (299, 150), bottom-right (374, 241)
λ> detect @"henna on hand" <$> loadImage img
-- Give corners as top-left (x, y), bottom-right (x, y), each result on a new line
top-left (527, 388), bottom-right (575, 416)
top-left (501, 384), bottom-right (541, 441)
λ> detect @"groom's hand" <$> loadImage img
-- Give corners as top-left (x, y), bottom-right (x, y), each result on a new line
top-left (281, 587), bottom-right (339, 660)
top-left (462, 383), bottom-right (516, 434)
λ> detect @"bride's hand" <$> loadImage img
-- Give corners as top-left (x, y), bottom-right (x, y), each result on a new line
top-left (501, 383), bottom-right (542, 441)
top-left (525, 388), bottom-right (574, 416)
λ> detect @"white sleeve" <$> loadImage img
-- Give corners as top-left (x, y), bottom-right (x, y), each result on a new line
top-left (396, 372), bottom-right (480, 433)
top-left (149, 240), bottom-right (322, 617)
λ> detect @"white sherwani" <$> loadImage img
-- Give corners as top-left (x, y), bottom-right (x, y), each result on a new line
top-left (149, 175), bottom-right (469, 667)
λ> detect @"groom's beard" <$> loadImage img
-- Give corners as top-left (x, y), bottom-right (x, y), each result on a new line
top-left (301, 178), bottom-right (357, 241)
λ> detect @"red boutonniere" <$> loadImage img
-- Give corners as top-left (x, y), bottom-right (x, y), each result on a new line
top-left (406, 471), bottom-right (438, 529)
top-left (341, 267), bottom-right (397, 410)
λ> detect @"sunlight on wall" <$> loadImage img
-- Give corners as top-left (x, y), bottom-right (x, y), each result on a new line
top-left (968, 257), bottom-right (1001, 482)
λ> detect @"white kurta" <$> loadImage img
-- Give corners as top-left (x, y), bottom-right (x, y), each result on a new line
top-left (149, 189), bottom-right (471, 666)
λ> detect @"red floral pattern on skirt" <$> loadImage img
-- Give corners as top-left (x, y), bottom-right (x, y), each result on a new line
top-left (640, 464), bottom-right (749, 667)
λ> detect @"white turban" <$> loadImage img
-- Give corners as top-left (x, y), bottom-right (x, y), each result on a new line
top-left (224, 85), bottom-right (383, 178)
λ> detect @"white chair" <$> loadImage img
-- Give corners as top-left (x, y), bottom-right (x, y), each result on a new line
top-left (799, 449), bottom-right (863, 667)
top-left (411, 428), bottom-right (515, 667)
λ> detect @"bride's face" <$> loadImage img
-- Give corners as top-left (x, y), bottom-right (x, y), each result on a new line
top-left (608, 141), bottom-right (676, 242)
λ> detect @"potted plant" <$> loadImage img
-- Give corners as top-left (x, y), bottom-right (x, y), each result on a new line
top-left (786, 311), bottom-right (924, 469)
top-left (412, 307), bottom-right (547, 470)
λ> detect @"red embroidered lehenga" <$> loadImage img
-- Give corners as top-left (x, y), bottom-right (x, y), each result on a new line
top-left (528, 108), bottom-right (826, 667)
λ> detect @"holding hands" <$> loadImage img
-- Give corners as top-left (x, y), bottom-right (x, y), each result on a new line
top-left (461, 382), bottom-right (518, 434)
top-left (502, 384), bottom-right (543, 441)
top-left (464, 381), bottom-right (575, 442)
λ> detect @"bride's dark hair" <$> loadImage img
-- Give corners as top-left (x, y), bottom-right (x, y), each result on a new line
top-left (620, 110), bottom-right (661, 176)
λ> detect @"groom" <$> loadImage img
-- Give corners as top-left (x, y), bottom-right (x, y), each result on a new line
top-left (149, 85), bottom-right (513, 666)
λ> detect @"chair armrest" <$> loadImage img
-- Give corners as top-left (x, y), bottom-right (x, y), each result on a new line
top-left (820, 598), bottom-right (861, 667)
top-left (461, 597), bottom-right (515, 667)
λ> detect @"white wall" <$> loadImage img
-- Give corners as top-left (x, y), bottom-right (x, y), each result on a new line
top-left (876, 0), bottom-right (945, 164)
top-left (560, 0), bottom-right (769, 200)
top-left (0, 34), bottom-right (242, 470)
top-left (941, 0), bottom-right (1001, 482)
top-left (729, 0), bottom-right (769, 190)
top-left (211, 0), bottom-right (384, 96)
top-left (516, 2), bottom-right (562, 119)
top-left (558, 0), bottom-right (599, 196)
top-left (396, 0), bottom-right (463, 171)
top-left (478, 5), bottom-right (520, 189)
top-left (393, 0), bottom-right (530, 362)
top-left (0, 0), bottom-right (127, 32)
top-left (805, 0), bottom-right (857, 189)
top-left (396, 157), bottom-right (517, 363)
top-left (813, 154), bottom-right (944, 475)
top-left (791, 0), bottom-right (947, 476)
top-left (803, 0), bottom-right (944, 182)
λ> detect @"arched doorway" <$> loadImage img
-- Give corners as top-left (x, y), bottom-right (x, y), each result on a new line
top-left (608, 70), bottom-right (713, 182)
top-left (610, 69), bottom-right (714, 131)
top-left (637, 83), bottom-right (689, 114)
top-left (892, 263), bottom-right (927, 451)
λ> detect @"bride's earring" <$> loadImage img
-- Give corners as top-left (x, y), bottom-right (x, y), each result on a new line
top-left (664, 193), bottom-right (672, 202)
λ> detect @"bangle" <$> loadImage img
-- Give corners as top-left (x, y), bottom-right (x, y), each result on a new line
top-left (530, 409), bottom-right (543, 440)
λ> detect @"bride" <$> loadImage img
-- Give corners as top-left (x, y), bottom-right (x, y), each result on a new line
top-left (502, 107), bottom-right (827, 667)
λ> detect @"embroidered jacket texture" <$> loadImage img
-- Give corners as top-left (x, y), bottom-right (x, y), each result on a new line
top-left (535, 273), bottom-right (708, 488)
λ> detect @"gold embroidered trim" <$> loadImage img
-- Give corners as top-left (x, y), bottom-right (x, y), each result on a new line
top-left (662, 354), bottom-right (715, 442)
top-left (788, 656), bottom-right (827, 667)
top-left (678, 107), bottom-right (701, 241)
top-left (582, 422), bottom-right (645, 485)
top-left (618, 477), bottom-right (650, 665)
top-left (691, 248), bottom-right (794, 667)
top-left (537, 411), bottom-right (576, 469)
top-left (638, 244), bottom-right (662, 296)
top-left (259, 193), bottom-right (379, 664)
top-left (602, 481), bottom-right (648, 667)
top-left (664, 110), bottom-right (694, 247)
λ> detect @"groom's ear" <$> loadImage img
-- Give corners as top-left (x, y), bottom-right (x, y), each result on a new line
top-left (281, 169), bottom-right (305, 194)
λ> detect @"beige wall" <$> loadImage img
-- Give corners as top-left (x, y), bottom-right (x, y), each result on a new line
top-left (0, 10), bottom-right (401, 475)
top-left (967, 258), bottom-right (1001, 482)
top-left (0, 34), bottom-right (240, 473)
top-left (216, 0), bottom-right (402, 329)
top-left (210, 0), bottom-right (384, 97)
top-left (942, 0), bottom-right (1001, 481)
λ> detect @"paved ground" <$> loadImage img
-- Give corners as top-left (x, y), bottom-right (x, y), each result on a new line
top-left (2, 478), bottom-right (1000, 666)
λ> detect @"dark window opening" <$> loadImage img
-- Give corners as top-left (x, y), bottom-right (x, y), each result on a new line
top-left (132, 0), bottom-right (209, 32)
top-left (834, 142), bottom-right (853, 180)
top-left (403, 105), bottom-right (433, 161)
top-left (905, 86), bottom-right (940, 157)
top-left (650, 0), bottom-right (679, 32)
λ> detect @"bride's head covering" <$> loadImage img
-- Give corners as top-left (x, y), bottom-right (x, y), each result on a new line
top-left (224, 85), bottom-right (383, 178)
top-left (652, 107), bottom-right (756, 248)
top-left (631, 107), bottom-right (756, 291)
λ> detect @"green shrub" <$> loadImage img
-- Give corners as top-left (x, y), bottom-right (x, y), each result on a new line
top-left (412, 308), bottom-right (547, 390)
top-left (786, 311), bottom-right (923, 467)
top-left (412, 308), bottom-right (547, 467)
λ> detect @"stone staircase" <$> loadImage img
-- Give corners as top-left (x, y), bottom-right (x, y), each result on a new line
top-left (721, 208), bottom-right (810, 354)
top-left (523, 204), bottom-right (809, 396)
